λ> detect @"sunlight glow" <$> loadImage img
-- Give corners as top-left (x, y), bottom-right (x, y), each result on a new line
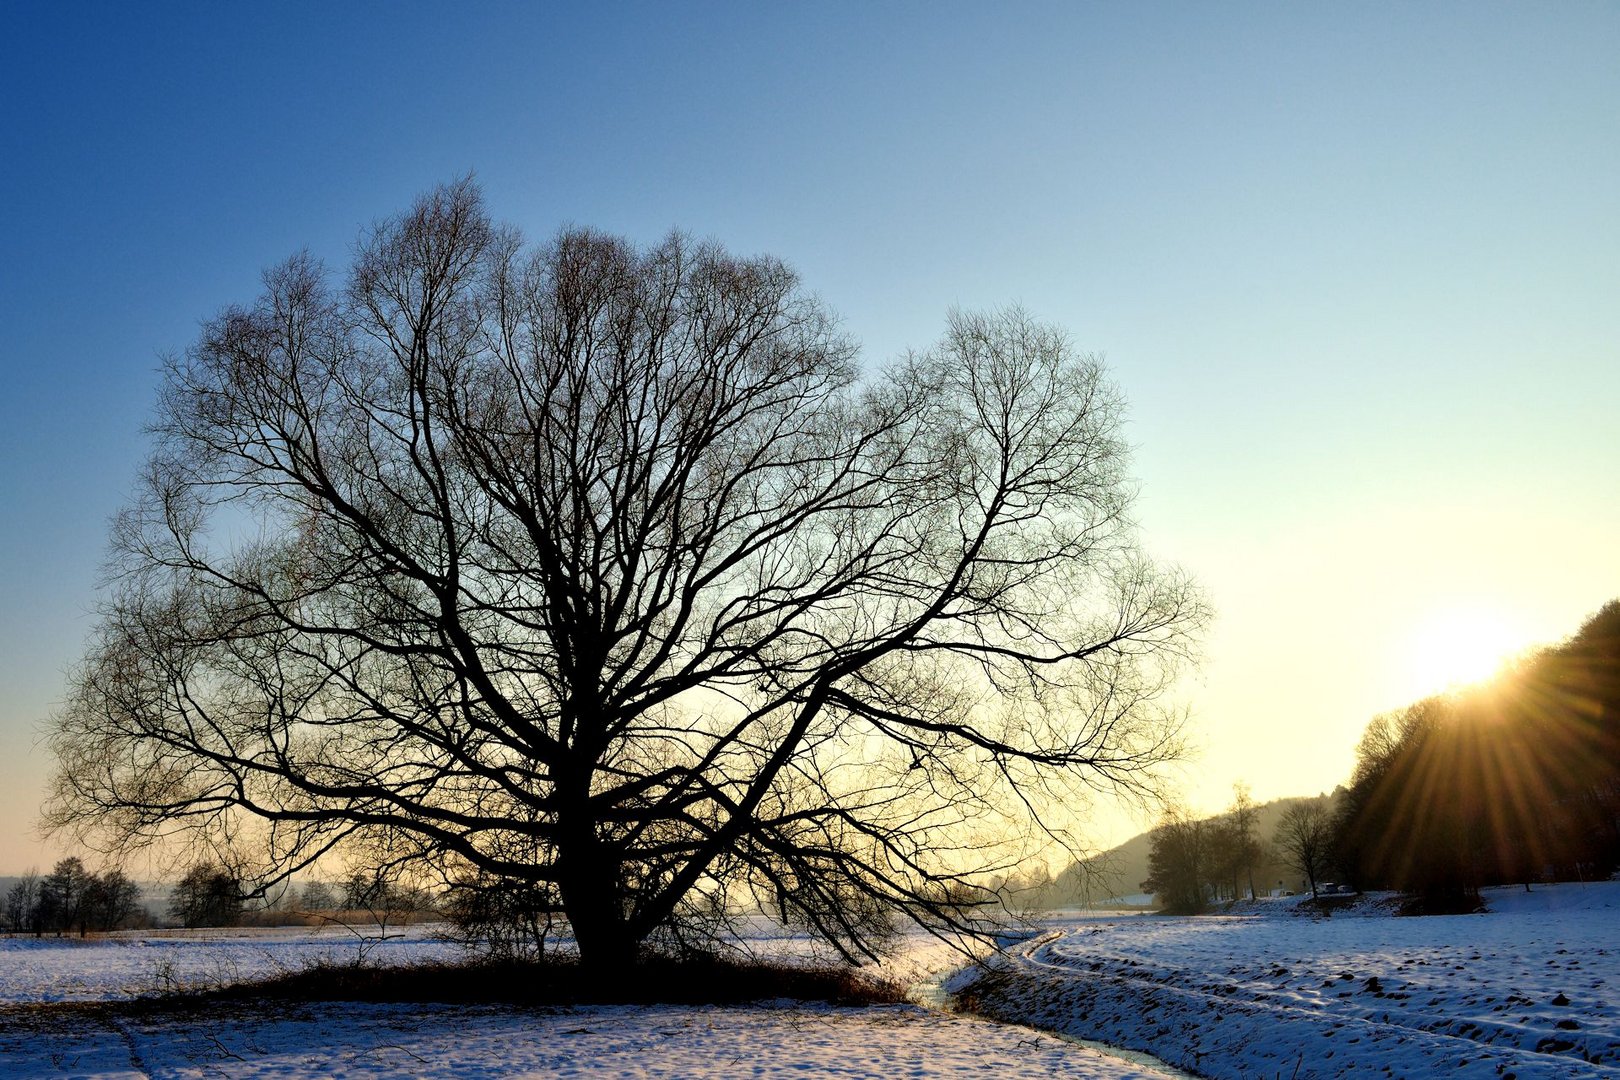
top-left (1401, 606), bottom-right (1525, 698)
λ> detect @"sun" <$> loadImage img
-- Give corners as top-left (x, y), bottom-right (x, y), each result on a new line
top-left (1400, 606), bottom-right (1525, 698)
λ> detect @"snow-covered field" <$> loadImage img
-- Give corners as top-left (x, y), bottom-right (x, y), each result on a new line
top-left (0, 999), bottom-right (1180, 1079)
top-left (955, 881), bottom-right (1620, 1079)
top-left (0, 924), bottom-right (458, 1004)
top-left (3, 882), bottom-right (1616, 1078)
top-left (0, 924), bottom-right (1178, 1078)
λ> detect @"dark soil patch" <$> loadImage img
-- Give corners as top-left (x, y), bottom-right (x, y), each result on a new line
top-left (1396, 893), bottom-right (1485, 916)
top-left (1296, 895), bottom-right (1359, 916)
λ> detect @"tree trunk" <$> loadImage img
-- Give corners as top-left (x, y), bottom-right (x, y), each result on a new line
top-left (570, 910), bottom-right (638, 970)
top-left (555, 772), bottom-right (638, 971)
top-left (561, 855), bottom-right (636, 970)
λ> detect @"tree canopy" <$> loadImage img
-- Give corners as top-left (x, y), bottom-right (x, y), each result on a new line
top-left (45, 180), bottom-right (1203, 965)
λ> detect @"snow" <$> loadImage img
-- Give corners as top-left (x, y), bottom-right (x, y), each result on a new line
top-left (0, 924), bottom-right (457, 1003)
top-left (0, 1000), bottom-right (1181, 1079)
top-left (4, 881), bottom-right (1616, 1078)
top-left (953, 880), bottom-right (1620, 1078)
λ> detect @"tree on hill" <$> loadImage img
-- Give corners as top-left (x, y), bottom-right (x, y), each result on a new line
top-left (1333, 599), bottom-right (1620, 904)
top-left (1525, 600), bottom-right (1620, 872)
top-left (1333, 696), bottom-right (1480, 903)
top-left (42, 180), bottom-right (1204, 967)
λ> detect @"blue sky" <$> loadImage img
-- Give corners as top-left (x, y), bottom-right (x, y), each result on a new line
top-left (3, 2), bottom-right (1617, 871)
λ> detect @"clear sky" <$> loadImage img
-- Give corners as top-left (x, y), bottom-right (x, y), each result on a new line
top-left (3, 2), bottom-right (1616, 873)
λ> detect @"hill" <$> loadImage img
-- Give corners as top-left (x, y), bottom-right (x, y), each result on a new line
top-left (1025, 792), bottom-right (1340, 908)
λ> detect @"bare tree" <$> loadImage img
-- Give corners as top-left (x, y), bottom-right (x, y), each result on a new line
top-left (1274, 800), bottom-right (1333, 898)
top-left (40, 857), bottom-right (92, 937)
top-left (169, 865), bottom-right (242, 928)
top-left (297, 879), bottom-right (337, 912)
top-left (4, 871), bottom-right (40, 936)
top-left (1226, 782), bottom-right (1261, 901)
top-left (1141, 806), bottom-right (1207, 914)
top-left (45, 180), bottom-right (1203, 967)
top-left (86, 868), bottom-right (142, 931)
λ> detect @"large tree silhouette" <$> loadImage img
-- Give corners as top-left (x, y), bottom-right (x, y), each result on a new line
top-left (46, 180), bottom-right (1202, 966)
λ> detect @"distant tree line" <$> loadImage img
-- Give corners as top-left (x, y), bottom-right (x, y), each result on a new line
top-left (1, 857), bottom-right (452, 935)
top-left (2, 857), bottom-right (144, 936)
top-left (1333, 600), bottom-right (1620, 909)
top-left (168, 866), bottom-right (436, 929)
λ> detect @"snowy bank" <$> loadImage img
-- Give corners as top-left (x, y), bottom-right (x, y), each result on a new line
top-left (952, 880), bottom-right (1620, 1078)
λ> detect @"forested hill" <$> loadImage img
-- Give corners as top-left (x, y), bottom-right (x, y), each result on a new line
top-left (1021, 794), bottom-right (1336, 909)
